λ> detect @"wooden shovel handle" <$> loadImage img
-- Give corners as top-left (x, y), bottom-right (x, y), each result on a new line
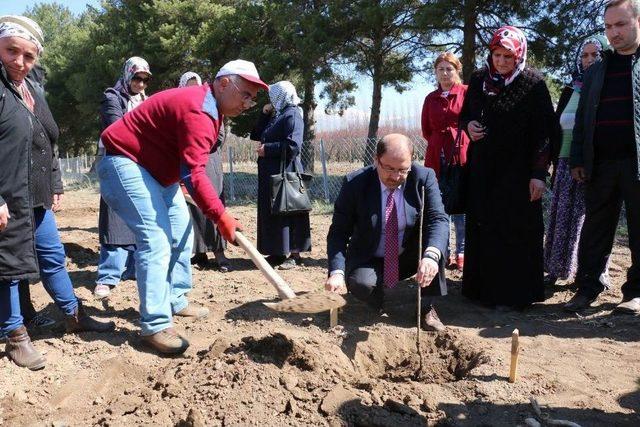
top-left (234, 231), bottom-right (297, 300)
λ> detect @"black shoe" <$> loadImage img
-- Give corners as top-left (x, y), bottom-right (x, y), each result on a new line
top-left (563, 293), bottom-right (597, 312)
top-left (266, 255), bottom-right (286, 267)
top-left (191, 253), bottom-right (209, 270)
top-left (544, 275), bottom-right (557, 287)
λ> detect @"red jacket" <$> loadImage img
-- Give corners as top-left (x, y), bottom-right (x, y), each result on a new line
top-left (421, 83), bottom-right (470, 179)
top-left (101, 84), bottom-right (225, 222)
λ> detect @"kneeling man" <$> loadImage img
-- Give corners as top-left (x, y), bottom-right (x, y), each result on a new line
top-left (325, 134), bottom-right (449, 330)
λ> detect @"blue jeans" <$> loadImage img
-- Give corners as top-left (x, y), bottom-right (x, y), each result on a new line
top-left (450, 214), bottom-right (466, 256)
top-left (98, 155), bottom-right (193, 335)
top-left (1, 208), bottom-right (79, 334)
top-left (96, 244), bottom-right (136, 286)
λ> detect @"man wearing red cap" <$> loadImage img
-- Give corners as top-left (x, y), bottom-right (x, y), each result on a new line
top-left (98, 59), bottom-right (268, 354)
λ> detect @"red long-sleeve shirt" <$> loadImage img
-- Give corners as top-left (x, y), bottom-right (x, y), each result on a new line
top-left (421, 83), bottom-right (469, 179)
top-left (101, 84), bottom-right (225, 222)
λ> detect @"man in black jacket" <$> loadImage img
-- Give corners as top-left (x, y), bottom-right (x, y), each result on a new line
top-left (566, 0), bottom-right (640, 313)
top-left (325, 134), bottom-right (449, 330)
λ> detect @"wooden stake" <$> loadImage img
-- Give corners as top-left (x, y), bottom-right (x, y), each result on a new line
top-left (416, 185), bottom-right (426, 372)
top-left (509, 328), bottom-right (520, 383)
top-left (329, 308), bottom-right (338, 328)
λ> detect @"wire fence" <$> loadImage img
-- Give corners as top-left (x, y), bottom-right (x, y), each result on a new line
top-left (58, 136), bottom-right (627, 232)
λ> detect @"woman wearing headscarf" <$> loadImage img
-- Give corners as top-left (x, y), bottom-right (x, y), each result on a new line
top-left (544, 36), bottom-right (612, 288)
top-left (421, 51), bottom-right (470, 272)
top-left (94, 57), bottom-right (151, 299)
top-left (0, 15), bottom-right (114, 370)
top-left (250, 81), bottom-right (311, 269)
top-left (459, 26), bottom-right (557, 309)
top-left (178, 71), bottom-right (231, 272)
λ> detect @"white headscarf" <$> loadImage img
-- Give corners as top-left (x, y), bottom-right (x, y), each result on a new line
top-left (0, 15), bottom-right (44, 55)
top-left (178, 71), bottom-right (202, 88)
top-left (268, 81), bottom-right (301, 116)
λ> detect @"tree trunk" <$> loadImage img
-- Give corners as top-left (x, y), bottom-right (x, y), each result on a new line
top-left (364, 63), bottom-right (383, 165)
top-left (461, 0), bottom-right (478, 83)
top-left (301, 72), bottom-right (316, 173)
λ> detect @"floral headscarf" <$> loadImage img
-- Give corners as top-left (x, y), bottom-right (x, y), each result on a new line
top-left (268, 81), bottom-right (302, 116)
top-left (178, 71), bottom-right (202, 88)
top-left (0, 15), bottom-right (44, 55)
top-left (571, 35), bottom-right (609, 92)
top-left (122, 56), bottom-right (151, 87)
top-left (483, 26), bottom-right (528, 96)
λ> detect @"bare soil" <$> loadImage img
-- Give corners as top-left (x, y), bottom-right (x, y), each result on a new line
top-left (1, 188), bottom-right (639, 426)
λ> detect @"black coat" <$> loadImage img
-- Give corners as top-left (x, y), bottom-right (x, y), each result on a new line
top-left (326, 165), bottom-right (450, 294)
top-left (250, 106), bottom-right (311, 255)
top-left (0, 64), bottom-right (39, 282)
top-left (29, 79), bottom-right (63, 209)
top-left (459, 67), bottom-right (555, 306)
top-left (98, 79), bottom-right (137, 245)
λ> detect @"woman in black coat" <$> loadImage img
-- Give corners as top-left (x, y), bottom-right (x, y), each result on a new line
top-left (459, 26), bottom-right (556, 309)
top-left (94, 57), bottom-right (151, 299)
top-left (250, 81), bottom-right (311, 269)
top-left (0, 16), bottom-right (113, 371)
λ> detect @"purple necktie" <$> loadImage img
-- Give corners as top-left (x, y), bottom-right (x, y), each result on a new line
top-left (384, 189), bottom-right (399, 288)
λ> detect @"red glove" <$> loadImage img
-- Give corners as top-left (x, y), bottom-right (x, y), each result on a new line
top-left (217, 211), bottom-right (242, 245)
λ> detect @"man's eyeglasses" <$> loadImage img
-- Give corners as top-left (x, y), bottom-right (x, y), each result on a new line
top-left (377, 159), bottom-right (411, 175)
top-left (230, 79), bottom-right (257, 108)
top-left (131, 75), bottom-right (150, 84)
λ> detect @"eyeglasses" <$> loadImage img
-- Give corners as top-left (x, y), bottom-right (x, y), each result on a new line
top-left (377, 159), bottom-right (411, 175)
top-left (131, 75), bottom-right (150, 84)
top-left (229, 79), bottom-right (257, 108)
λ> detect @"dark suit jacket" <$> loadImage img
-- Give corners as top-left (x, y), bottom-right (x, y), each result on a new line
top-left (327, 164), bottom-right (449, 280)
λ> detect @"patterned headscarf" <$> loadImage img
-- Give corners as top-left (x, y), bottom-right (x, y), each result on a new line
top-left (268, 81), bottom-right (302, 116)
top-left (483, 26), bottom-right (528, 96)
top-left (571, 35), bottom-right (609, 92)
top-left (122, 56), bottom-right (151, 87)
top-left (178, 71), bottom-right (202, 88)
top-left (0, 15), bottom-right (44, 55)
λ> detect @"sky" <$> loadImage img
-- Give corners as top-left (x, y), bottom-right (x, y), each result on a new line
top-left (7, 0), bottom-right (434, 131)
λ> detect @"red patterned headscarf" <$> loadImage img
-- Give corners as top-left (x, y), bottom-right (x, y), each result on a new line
top-left (484, 26), bottom-right (528, 96)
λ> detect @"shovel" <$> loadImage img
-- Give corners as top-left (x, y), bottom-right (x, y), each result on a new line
top-left (235, 231), bottom-right (346, 314)
top-left (183, 193), bottom-right (345, 314)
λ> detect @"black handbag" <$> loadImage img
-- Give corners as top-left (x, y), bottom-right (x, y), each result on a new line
top-left (438, 129), bottom-right (466, 215)
top-left (270, 142), bottom-right (313, 216)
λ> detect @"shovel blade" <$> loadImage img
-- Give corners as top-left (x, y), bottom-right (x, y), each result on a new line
top-left (263, 292), bottom-right (346, 314)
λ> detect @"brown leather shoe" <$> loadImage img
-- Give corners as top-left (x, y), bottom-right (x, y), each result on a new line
top-left (141, 327), bottom-right (189, 354)
top-left (5, 326), bottom-right (45, 370)
top-left (175, 304), bottom-right (209, 319)
top-left (65, 303), bottom-right (115, 333)
top-left (421, 306), bottom-right (446, 332)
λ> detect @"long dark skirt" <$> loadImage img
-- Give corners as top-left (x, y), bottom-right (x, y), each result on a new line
top-left (462, 141), bottom-right (545, 307)
top-left (544, 158), bottom-right (585, 280)
top-left (189, 202), bottom-right (225, 254)
top-left (256, 161), bottom-right (311, 256)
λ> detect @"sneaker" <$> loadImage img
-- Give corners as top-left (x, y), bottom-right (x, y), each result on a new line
top-left (175, 303), bottom-right (210, 319)
top-left (25, 312), bottom-right (56, 329)
top-left (94, 284), bottom-right (113, 299)
top-left (278, 257), bottom-right (297, 270)
top-left (141, 327), bottom-right (189, 355)
top-left (614, 297), bottom-right (640, 315)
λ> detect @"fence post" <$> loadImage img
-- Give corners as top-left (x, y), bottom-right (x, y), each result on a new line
top-left (228, 146), bottom-right (236, 201)
top-left (320, 139), bottom-right (329, 202)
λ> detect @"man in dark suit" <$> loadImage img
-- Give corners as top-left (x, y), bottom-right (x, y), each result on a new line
top-left (325, 134), bottom-right (450, 330)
